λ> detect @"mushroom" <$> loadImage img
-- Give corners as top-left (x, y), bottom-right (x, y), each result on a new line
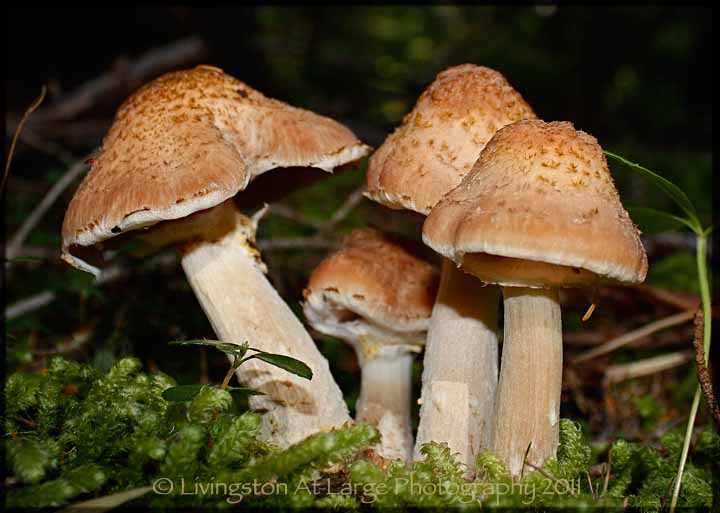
top-left (423, 119), bottom-right (647, 476)
top-left (61, 65), bottom-right (371, 447)
top-left (303, 228), bottom-right (438, 461)
top-left (365, 64), bottom-right (536, 469)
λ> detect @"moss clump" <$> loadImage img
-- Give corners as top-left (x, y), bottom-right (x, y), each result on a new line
top-left (4, 357), bottom-right (718, 510)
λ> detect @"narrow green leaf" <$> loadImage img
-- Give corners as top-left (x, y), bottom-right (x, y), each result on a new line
top-left (604, 150), bottom-right (702, 233)
top-left (226, 386), bottom-right (264, 397)
top-left (162, 384), bottom-right (205, 402)
top-left (169, 339), bottom-right (248, 357)
top-left (243, 352), bottom-right (313, 380)
top-left (626, 206), bottom-right (697, 234)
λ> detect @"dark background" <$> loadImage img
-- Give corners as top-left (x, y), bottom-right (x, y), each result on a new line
top-left (5, 6), bottom-right (715, 439)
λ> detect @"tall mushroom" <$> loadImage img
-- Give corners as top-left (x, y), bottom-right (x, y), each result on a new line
top-left (365, 64), bottom-right (536, 469)
top-left (423, 119), bottom-right (647, 476)
top-left (61, 65), bottom-right (371, 447)
top-left (303, 228), bottom-right (438, 461)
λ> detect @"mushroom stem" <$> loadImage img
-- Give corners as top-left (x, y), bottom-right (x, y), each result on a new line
top-left (356, 347), bottom-right (415, 462)
top-left (414, 260), bottom-right (500, 473)
top-left (179, 207), bottom-right (350, 447)
top-left (491, 286), bottom-right (562, 478)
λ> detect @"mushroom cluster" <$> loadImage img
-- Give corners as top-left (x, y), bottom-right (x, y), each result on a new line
top-left (366, 64), bottom-right (537, 472)
top-left (424, 119), bottom-right (647, 476)
top-left (60, 64), bottom-right (647, 478)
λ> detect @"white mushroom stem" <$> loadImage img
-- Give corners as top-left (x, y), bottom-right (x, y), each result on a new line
top-left (178, 205), bottom-right (350, 447)
top-left (414, 260), bottom-right (499, 474)
top-left (491, 286), bottom-right (562, 478)
top-left (356, 346), bottom-right (415, 462)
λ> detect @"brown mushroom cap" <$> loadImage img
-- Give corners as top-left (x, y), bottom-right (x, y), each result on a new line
top-left (61, 65), bottom-right (370, 273)
top-left (422, 120), bottom-right (648, 288)
top-left (365, 64), bottom-right (536, 215)
top-left (303, 228), bottom-right (438, 354)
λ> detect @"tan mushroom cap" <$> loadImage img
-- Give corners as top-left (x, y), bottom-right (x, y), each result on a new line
top-left (61, 65), bottom-right (371, 274)
top-left (423, 120), bottom-right (648, 288)
top-left (303, 228), bottom-right (438, 356)
top-left (365, 64), bottom-right (536, 215)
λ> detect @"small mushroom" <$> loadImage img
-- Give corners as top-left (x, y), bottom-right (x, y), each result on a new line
top-left (61, 65), bottom-right (371, 447)
top-left (423, 120), bottom-right (647, 476)
top-left (365, 64), bottom-right (536, 470)
top-left (303, 228), bottom-right (438, 461)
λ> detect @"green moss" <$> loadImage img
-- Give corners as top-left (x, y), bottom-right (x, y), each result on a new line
top-left (4, 357), bottom-right (718, 510)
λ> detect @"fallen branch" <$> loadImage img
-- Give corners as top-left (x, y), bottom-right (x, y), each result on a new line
top-left (629, 283), bottom-right (700, 311)
top-left (692, 309), bottom-right (720, 427)
top-left (5, 291), bottom-right (57, 321)
top-left (34, 37), bottom-right (207, 122)
top-left (571, 310), bottom-right (696, 363)
top-left (6, 157), bottom-right (91, 263)
top-left (603, 350), bottom-right (693, 385)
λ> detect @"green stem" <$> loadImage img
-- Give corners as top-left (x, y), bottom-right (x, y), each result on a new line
top-left (221, 357), bottom-right (240, 390)
top-left (669, 234), bottom-right (712, 513)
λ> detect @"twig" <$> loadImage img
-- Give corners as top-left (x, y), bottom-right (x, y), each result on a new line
top-left (571, 310), bottom-right (696, 363)
top-left (5, 157), bottom-right (91, 263)
top-left (14, 126), bottom-right (77, 165)
top-left (318, 186), bottom-right (366, 233)
top-left (629, 283), bottom-right (700, 311)
top-left (6, 252), bottom-right (177, 321)
top-left (258, 237), bottom-right (337, 251)
top-left (3, 86), bottom-right (47, 192)
top-left (603, 351), bottom-right (693, 385)
top-left (523, 461), bottom-right (577, 496)
top-left (692, 309), bottom-right (720, 427)
top-left (268, 203), bottom-right (323, 229)
top-left (5, 291), bottom-right (57, 321)
top-left (602, 451), bottom-right (612, 497)
top-left (35, 37), bottom-right (207, 122)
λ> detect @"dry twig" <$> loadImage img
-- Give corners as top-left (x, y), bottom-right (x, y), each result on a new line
top-left (33, 37), bottom-right (207, 122)
top-left (6, 157), bottom-right (91, 263)
top-left (603, 351), bottom-right (693, 385)
top-left (572, 310), bottom-right (696, 363)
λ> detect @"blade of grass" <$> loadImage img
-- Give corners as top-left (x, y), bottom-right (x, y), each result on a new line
top-left (604, 150), bottom-right (702, 233)
top-left (669, 233), bottom-right (712, 513)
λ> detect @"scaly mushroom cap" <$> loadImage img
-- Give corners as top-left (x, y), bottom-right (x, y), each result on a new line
top-left (62, 65), bottom-right (370, 274)
top-left (303, 228), bottom-right (438, 359)
top-left (365, 64), bottom-right (536, 214)
top-left (423, 120), bottom-right (648, 288)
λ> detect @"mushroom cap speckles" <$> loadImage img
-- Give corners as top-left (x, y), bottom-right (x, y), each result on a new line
top-left (303, 228), bottom-right (438, 349)
top-left (422, 120), bottom-right (648, 288)
top-left (61, 65), bottom-right (370, 274)
top-left (365, 64), bottom-right (536, 214)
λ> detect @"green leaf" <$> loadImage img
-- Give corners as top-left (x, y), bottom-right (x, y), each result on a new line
top-left (604, 150), bottom-right (702, 233)
top-left (169, 339), bottom-right (248, 358)
top-left (626, 205), bottom-right (697, 234)
top-left (162, 384), bottom-right (204, 402)
top-left (226, 386), bottom-right (264, 398)
top-left (243, 352), bottom-right (313, 380)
